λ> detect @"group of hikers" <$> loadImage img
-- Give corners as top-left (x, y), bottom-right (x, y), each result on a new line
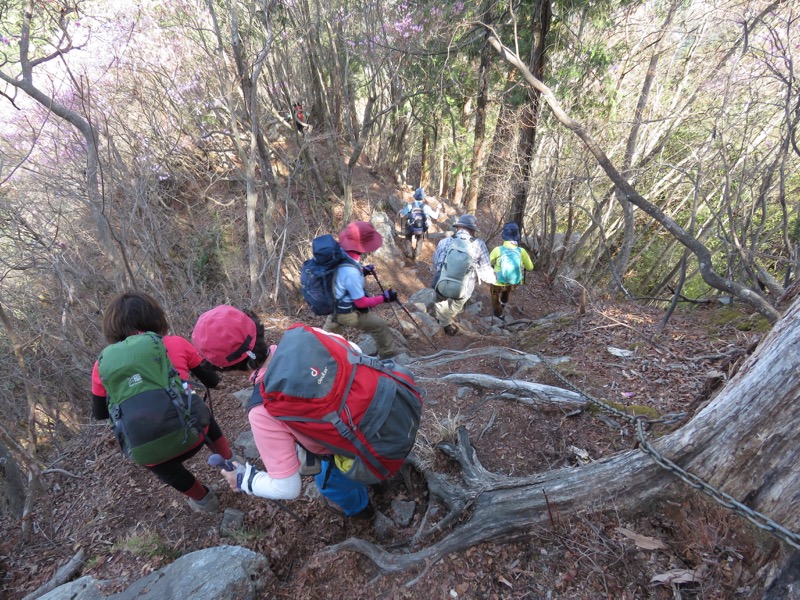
top-left (91, 195), bottom-right (534, 520)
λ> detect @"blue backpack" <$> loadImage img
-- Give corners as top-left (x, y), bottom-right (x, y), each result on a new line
top-left (300, 235), bottom-right (359, 315)
top-left (497, 246), bottom-right (523, 285)
top-left (301, 235), bottom-right (345, 315)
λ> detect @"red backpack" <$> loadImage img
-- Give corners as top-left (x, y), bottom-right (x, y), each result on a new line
top-left (258, 324), bottom-right (423, 484)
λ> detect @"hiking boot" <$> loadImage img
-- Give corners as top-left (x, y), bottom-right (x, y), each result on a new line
top-left (188, 486), bottom-right (220, 514)
top-left (443, 324), bottom-right (458, 336)
top-left (370, 481), bottom-right (390, 495)
top-left (352, 502), bottom-right (375, 520)
top-left (322, 496), bottom-right (374, 520)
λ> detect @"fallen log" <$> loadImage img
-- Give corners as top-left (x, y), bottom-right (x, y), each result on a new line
top-left (324, 292), bottom-right (800, 577)
top-left (409, 347), bottom-right (568, 372)
top-left (437, 373), bottom-right (586, 410)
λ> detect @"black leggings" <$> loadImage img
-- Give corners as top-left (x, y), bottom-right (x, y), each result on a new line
top-left (145, 418), bottom-right (224, 493)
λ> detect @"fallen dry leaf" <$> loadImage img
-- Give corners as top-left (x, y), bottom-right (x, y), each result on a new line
top-left (650, 568), bottom-right (705, 585)
top-left (617, 527), bottom-right (668, 550)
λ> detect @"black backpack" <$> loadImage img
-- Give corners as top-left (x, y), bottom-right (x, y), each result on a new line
top-left (407, 202), bottom-right (427, 235)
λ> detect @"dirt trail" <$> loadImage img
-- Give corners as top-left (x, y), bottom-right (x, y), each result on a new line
top-left (1, 193), bottom-right (773, 599)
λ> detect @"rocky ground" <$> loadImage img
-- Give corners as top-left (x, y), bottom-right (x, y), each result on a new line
top-left (0, 225), bottom-right (790, 600)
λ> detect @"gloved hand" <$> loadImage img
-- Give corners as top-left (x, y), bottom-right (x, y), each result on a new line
top-left (383, 288), bottom-right (398, 303)
top-left (235, 462), bottom-right (259, 495)
top-left (220, 461), bottom-right (247, 492)
top-left (362, 264), bottom-right (376, 276)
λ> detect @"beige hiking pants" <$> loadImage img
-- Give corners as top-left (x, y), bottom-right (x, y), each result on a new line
top-left (323, 310), bottom-right (397, 359)
top-left (434, 295), bottom-right (469, 328)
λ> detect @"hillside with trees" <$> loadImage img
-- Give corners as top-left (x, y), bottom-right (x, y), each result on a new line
top-left (1, 0), bottom-right (799, 598)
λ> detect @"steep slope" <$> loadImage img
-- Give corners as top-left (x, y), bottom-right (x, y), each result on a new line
top-left (2, 258), bottom-right (782, 599)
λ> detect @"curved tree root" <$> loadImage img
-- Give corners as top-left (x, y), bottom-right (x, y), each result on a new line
top-left (323, 427), bottom-right (667, 575)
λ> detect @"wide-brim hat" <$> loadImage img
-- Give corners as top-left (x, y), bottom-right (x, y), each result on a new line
top-left (192, 305), bottom-right (257, 368)
top-left (453, 214), bottom-right (478, 232)
top-left (339, 221), bottom-right (383, 254)
top-left (502, 222), bottom-right (520, 242)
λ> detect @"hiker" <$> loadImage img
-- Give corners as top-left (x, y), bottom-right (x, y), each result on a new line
top-left (432, 214), bottom-right (496, 335)
top-left (292, 102), bottom-right (307, 133)
top-left (322, 220), bottom-right (399, 359)
top-left (192, 306), bottom-right (389, 519)
top-left (90, 291), bottom-right (236, 513)
top-left (489, 223), bottom-right (534, 321)
top-left (397, 187), bottom-right (440, 258)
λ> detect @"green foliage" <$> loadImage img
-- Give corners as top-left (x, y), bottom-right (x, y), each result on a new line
top-left (224, 526), bottom-right (263, 547)
top-left (113, 529), bottom-right (180, 561)
top-left (191, 226), bottom-right (225, 287)
top-left (789, 216), bottom-right (800, 246)
top-left (708, 306), bottom-right (772, 334)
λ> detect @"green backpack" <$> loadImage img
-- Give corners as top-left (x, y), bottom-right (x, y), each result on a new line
top-left (97, 333), bottom-right (210, 466)
top-left (434, 237), bottom-right (474, 299)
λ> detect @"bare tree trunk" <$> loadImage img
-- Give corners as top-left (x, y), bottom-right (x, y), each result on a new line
top-left (465, 18), bottom-right (492, 213)
top-left (488, 35), bottom-right (782, 323)
top-left (328, 294), bottom-right (800, 572)
top-left (509, 0), bottom-right (551, 225)
top-left (0, 1), bottom-right (134, 291)
top-left (483, 90), bottom-right (516, 216)
top-left (209, 0), bottom-right (281, 304)
top-left (419, 132), bottom-right (429, 190)
top-left (341, 97), bottom-right (377, 223)
top-left (611, 0), bottom-right (679, 294)
top-left (0, 300), bottom-right (43, 538)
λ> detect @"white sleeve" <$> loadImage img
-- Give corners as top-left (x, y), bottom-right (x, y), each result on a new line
top-left (240, 463), bottom-right (302, 500)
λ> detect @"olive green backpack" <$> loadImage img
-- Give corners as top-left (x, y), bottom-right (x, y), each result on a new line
top-left (97, 333), bottom-right (209, 465)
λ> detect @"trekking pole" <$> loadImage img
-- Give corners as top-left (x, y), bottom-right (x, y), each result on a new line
top-left (208, 454), bottom-right (306, 524)
top-left (370, 272), bottom-right (438, 350)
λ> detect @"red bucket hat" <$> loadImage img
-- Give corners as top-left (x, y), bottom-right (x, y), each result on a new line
top-left (192, 305), bottom-right (257, 368)
top-left (338, 221), bottom-right (383, 254)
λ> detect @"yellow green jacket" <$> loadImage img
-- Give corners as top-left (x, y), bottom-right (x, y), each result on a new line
top-left (489, 241), bottom-right (534, 284)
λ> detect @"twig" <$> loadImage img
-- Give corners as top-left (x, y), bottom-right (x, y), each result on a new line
top-left (42, 468), bottom-right (81, 479)
top-left (21, 549), bottom-right (85, 600)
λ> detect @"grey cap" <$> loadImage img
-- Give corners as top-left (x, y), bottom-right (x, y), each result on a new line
top-left (453, 214), bottom-right (478, 232)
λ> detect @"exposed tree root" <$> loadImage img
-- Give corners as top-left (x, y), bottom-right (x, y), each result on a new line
top-left (437, 373), bottom-right (586, 410)
top-left (324, 298), bottom-right (800, 579)
top-left (325, 427), bottom-right (666, 574)
top-left (409, 346), bottom-right (568, 372)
